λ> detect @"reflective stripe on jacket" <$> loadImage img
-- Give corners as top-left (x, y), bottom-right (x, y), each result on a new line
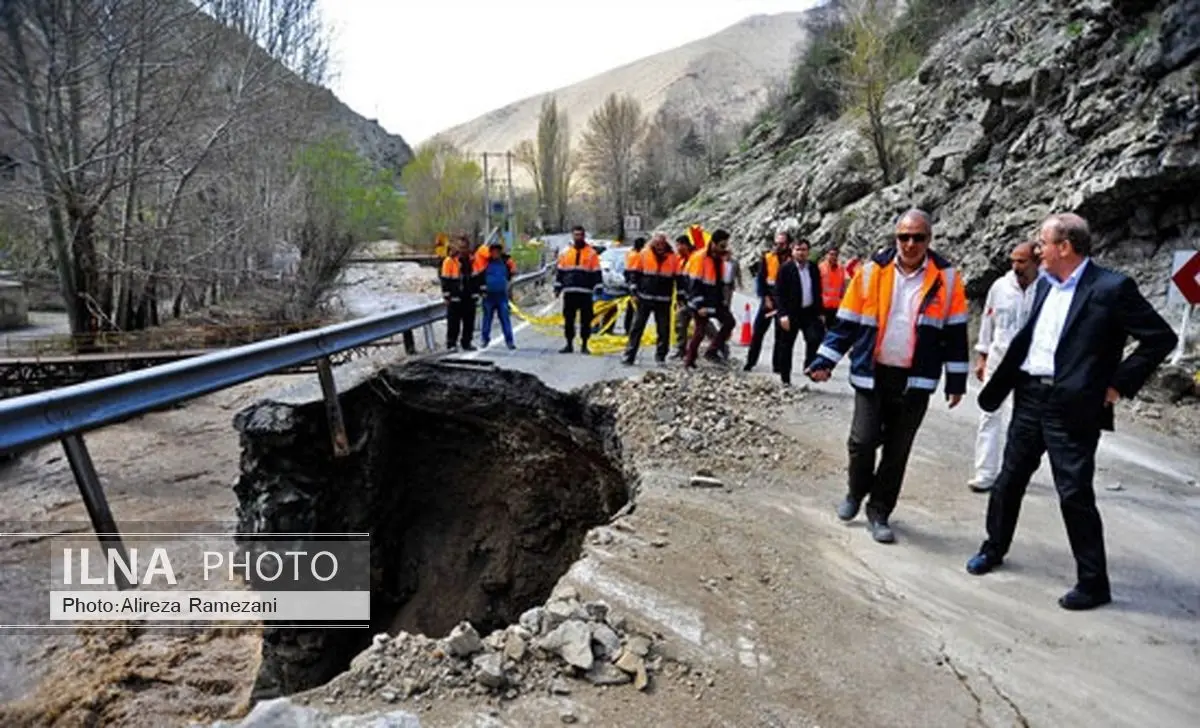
top-left (818, 260), bottom-right (847, 309)
top-left (554, 244), bottom-right (602, 295)
top-left (624, 249), bottom-right (642, 286)
top-left (440, 255), bottom-right (478, 301)
top-left (633, 248), bottom-right (682, 302)
top-left (684, 251), bottom-right (724, 314)
top-left (810, 248), bottom-right (970, 394)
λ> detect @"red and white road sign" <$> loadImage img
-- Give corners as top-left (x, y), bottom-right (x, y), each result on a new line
top-left (1170, 251), bottom-right (1200, 305)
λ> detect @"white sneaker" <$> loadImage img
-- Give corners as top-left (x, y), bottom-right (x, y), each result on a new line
top-left (967, 478), bottom-right (992, 493)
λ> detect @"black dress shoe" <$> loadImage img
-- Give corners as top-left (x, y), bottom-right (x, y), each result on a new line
top-left (1058, 588), bottom-right (1112, 611)
top-left (966, 552), bottom-right (1002, 575)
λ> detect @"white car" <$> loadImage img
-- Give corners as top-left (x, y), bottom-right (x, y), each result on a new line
top-left (598, 247), bottom-right (631, 296)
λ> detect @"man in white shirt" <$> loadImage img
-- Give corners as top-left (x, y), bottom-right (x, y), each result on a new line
top-left (967, 213), bottom-right (1177, 611)
top-left (968, 242), bottom-right (1040, 492)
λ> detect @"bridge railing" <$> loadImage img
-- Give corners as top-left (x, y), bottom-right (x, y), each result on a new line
top-left (0, 264), bottom-right (552, 578)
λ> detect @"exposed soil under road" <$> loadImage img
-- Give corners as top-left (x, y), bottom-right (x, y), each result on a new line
top-left (1, 297), bottom-right (1198, 727)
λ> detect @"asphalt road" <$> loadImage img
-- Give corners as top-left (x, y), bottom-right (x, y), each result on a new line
top-left (453, 288), bottom-right (1200, 727)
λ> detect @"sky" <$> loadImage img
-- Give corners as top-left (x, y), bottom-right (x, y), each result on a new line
top-left (317, 0), bottom-right (814, 145)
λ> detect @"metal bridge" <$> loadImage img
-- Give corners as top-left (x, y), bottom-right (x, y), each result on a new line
top-left (0, 266), bottom-right (551, 587)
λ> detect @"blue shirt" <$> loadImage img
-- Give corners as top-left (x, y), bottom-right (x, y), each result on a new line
top-left (483, 258), bottom-right (511, 294)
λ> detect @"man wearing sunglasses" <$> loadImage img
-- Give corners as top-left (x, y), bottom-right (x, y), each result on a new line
top-left (804, 209), bottom-right (970, 544)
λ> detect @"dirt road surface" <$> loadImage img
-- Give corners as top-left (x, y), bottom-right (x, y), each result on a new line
top-left (1, 291), bottom-right (1197, 727)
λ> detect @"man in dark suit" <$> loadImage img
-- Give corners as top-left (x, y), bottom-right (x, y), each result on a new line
top-left (774, 238), bottom-right (824, 385)
top-left (965, 213), bottom-right (1177, 610)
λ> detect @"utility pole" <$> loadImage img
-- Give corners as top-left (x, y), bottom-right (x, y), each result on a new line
top-left (482, 152), bottom-right (492, 237)
top-left (506, 151), bottom-right (515, 250)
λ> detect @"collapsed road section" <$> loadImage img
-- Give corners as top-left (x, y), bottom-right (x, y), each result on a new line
top-left (231, 358), bottom-right (637, 699)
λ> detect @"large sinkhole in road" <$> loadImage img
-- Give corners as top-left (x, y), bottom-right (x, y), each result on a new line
top-left (232, 359), bottom-right (635, 699)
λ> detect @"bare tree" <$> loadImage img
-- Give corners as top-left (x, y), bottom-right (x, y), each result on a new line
top-left (196, 0), bottom-right (331, 85)
top-left (836, 0), bottom-right (910, 185)
top-left (580, 93), bottom-right (644, 240)
top-left (514, 95), bottom-right (574, 234)
top-left (0, 0), bottom-right (337, 337)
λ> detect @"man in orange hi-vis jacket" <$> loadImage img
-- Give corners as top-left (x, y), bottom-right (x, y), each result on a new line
top-left (439, 235), bottom-right (480, 352)
top-left (682, 229), bottom-right (736, 367)
top-left (554, 225), bottom-right (603, 354)
top-left (805, 209), bottom-right (970, 544)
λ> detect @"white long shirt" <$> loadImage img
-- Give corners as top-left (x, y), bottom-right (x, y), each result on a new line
top-left (876, 259), bottom-right (928, 368)
top-left (976, 270), bottom-right (1038, 363)
top-left (798, 263), bottom-right (815, 308)
top-left (1021, 259), bottom-right (1090, 377)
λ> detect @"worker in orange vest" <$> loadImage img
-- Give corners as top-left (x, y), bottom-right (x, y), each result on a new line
top-left (622, 237), bottom-right (646, 335)
top-left (818, 246), bottom-right (849, 331)
top-left (743, 232), bottom-right (792, 373)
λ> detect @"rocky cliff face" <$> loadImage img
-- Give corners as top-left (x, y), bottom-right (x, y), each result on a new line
top-left (666, 0), bottom-right (1200, 301)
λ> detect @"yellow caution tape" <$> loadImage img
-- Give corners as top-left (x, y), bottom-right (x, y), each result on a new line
top-left (508, 295), bottom-right (687, 355)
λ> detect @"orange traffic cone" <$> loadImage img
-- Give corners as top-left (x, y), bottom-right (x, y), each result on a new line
top-left (738, 302), bottom-right (753, 346)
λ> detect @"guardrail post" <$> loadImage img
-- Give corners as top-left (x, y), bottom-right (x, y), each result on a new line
top-left (315, 357), bottom-right (350, 457)
top-left (60, 434), bottom-right (134, 590)
top-left (422, 324), bottom-right (435, 351)
top-left (402, 331), bottom-right (417, 355)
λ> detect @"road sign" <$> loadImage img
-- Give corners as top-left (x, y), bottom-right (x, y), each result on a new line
top-left (1169, 250), bottom-right (1200, 305)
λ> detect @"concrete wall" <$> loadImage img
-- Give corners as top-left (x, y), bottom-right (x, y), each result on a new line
top-left (0, 279), bottom-right (29, 329)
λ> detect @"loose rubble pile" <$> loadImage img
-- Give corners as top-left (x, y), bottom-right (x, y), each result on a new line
top-left (584, 368), bottom-right (809, 469)
top-left (312, 586), bottom-right (661, 709)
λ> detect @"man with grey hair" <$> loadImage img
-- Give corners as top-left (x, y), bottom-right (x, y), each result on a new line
top-left (805, 209), bottom-right (970, 543)
top-left (967, 213), bottom-right (1176, 611)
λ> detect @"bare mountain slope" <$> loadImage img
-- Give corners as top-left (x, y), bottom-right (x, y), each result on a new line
top-left (437, 13), bottom-right (810, 156)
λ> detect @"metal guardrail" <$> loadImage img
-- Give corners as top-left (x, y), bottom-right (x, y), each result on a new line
top-left (0, 264), bottom-right (551, 582)
top-left (0, 264), bottom-right (550, 457)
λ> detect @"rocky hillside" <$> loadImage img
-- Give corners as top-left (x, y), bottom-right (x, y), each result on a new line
top-left (665, 0), bottom-right (1200, 302)
top-left (437, 13), bottom-right (810, 159)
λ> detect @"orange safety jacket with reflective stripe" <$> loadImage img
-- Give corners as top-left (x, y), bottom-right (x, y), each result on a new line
top-left (683, 251), bottom-right (725, 314)
top-left (810, 248), bottom-right (970, 395)
top-left (624, 248), bottom-right (642, 287)
top-left (554, 244), bottom-right (602, 295)
top-left (819, 260), bottom-right (848, 309)
top-left (754, 251), bottom-right (788, 301)
top-left (440, 255), bottom-right (479, 301)
top-left (631, 247), bottom-right (682, 302)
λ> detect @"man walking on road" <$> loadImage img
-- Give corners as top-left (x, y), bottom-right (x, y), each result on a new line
top-left (966, 213), bottom-right (1177, 611)
top-left (554, 225), bottom-right (602, 354)
top-left (439, 235), bottom-right (479, 352)
top-left (774, 238), bottom-right (824, 385)
top-left (805, 210), bottom-right (970, 543)
top-left (622, 233), bottom-right (682, 366)
top-left (682, 229), bottom-right (736, 368)
top-left (968, 241), bottom-right (1040, 492)
top-left (743, 232), bottom-right (792, 373)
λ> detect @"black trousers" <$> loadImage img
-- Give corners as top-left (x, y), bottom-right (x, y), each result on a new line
top-left (624, 299), bottom-right (671, 362)
top-left (684, 306), bottom-right (735, 366)
top-left (445, 297), bottom-right (475, 348)
top-left (980, 377), bottom-right (1109, 595)
top-left (847, 365), bottom-right (930, 521)
top-left (623, 298), bottom-right (637, 334)
top-left (562, 292), bottom-right (594, 343)
top-left (744, 300), bottom-right (775, 370)
top-left (773, 314), bottom-right (823, 384)
top-left (823, 307), bottom-right (839, 331)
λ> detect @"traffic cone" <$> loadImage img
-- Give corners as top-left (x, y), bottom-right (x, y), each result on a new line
top-left (738, 302), bottom-right (753, 346)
